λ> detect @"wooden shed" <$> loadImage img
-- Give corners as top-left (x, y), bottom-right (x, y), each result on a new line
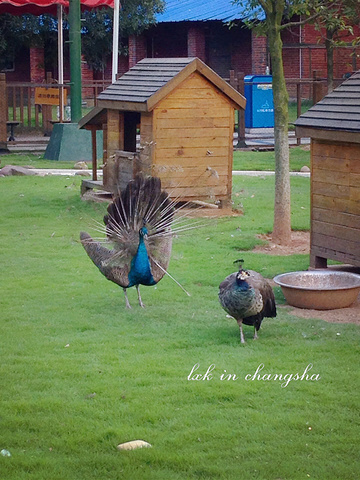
top-left (79, 57), bottom-right (245, 205)
top-left (295, 71), bottom-right (360, 268)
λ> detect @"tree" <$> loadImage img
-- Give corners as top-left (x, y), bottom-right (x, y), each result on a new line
top-left (233, 0), bottom-right (319, 245)
top-left (310, 0), bottom-right (360, 92)
top-left (0, 13), bottom-right (58, 72)
top-left (81, 9), bottom-right (114, 72)
top-left (235, 1), bottom-right (297, 244)
top-left (82, 0), bottom-right (164, 73)
top-left (258, 1), bottom-right (291, 245)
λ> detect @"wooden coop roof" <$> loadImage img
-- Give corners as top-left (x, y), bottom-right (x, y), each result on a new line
top-left (95, 57), bottom-right (246, 113)
top-left (78, 106), bottom-right (107, 130)
top-left (295, 70), bottom-right (360, 143)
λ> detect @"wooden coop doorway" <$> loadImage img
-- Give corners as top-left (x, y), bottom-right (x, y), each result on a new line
top-left (124, 112), bottom-right (140, 153)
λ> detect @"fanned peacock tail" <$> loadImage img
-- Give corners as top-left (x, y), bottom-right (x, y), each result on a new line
top-left (80, 174), bottom-right (194, 308)
top-left (105, 175), bottom-right (174, 241)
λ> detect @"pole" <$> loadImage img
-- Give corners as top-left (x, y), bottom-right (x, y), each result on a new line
top-left (69, 0), bottom-right (82, 122)
top-left (112, 0), bottom-right (120, 83)
top-left (0, 73), bottom-right (8, 151)
top-left (57, 4), bottom-right (64, 122)
top-left (236, 72), bottom-right (246, 148)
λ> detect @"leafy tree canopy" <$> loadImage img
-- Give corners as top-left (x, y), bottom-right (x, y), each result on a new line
top-left (0, 0), bottom-right (164, 73)
top-left (81, 0), bottom-right (164, 71)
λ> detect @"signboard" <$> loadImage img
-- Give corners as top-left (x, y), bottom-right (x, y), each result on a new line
top-left (35, 87), bottom-right (67, 106)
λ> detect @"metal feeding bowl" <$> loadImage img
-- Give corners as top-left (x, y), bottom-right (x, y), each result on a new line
top-left (273, 270), bottom-right (360, 310)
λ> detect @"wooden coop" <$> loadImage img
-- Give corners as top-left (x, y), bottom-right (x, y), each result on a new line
top-left (79, 57), bottom-right (245, 206)
top-left (295, 70), bottom-right (360, 268)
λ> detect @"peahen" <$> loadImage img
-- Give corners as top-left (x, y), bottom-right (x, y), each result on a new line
top-left (219, 260), bottom-right (276, 343)
top-left (80, 174), bottom-right (176, 308)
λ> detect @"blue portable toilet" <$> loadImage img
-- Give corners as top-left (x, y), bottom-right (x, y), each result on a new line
top-left (244, 75), bottom-right (274, 128)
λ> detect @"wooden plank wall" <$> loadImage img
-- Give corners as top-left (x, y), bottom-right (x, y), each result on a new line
top-left (138, 112), bottom-right (154, 176)
top-left (311, 139), bottom-right (360, 267)
top-left (152, 72), bottom-right (234, 202)
top-left (103, 110), bottom-right (124, 193)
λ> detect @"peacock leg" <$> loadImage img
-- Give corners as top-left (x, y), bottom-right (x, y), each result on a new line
top-left (123, 288), bottom-right (132, 309)
top-left (237, 319), bottom-right (245, 344)
top-left (136, 285), bottom-right (145, 308)
top-left (253, 328), bottom-right (258, 340)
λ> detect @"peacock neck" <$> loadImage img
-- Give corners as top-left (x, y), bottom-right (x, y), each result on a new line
top-left (235, 277), bottom-right (251, 292)
top-left (127, 233), bottom-right (156, 287)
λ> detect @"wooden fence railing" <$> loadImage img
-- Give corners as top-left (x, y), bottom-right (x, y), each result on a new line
top-left (3, 71), bottom-right (345, 139)
top-left (5, 79), bottom-right (111, 130)
top-left (227, 70), bottom-right (344, 146)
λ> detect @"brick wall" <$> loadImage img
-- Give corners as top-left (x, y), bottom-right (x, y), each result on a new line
top-left (281, 22), bottom-right (360, 98)
top-left (118, 55), bottom-right (129, 77)
top-left (251, 33), bottom-right (268, 75)
top-left (81, 55), bottom-right (94, 98)
top-left (231, 30), bottom-right (252, 78)
top-left (301, 24), bottom-right (327, 78)
top-left (146, 24), bottom-right (187, 58)
top-left (187, 26), bottom-right (206, 61)
top-left (129, 34), bottom-right (147, 68)
top-left (287, 23), bottom-right (360, 79)
top-left (30, 47), bottom-right (45, 83)
top-left (92, 55), bottom-right (128, 82)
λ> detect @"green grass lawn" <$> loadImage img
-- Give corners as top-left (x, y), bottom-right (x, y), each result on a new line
top-left (233, 146), bottom-right (310, 172)
top-left (0, 152), bottom-right (91, 170)
top-left (0, 174), bottom-right (359, 480)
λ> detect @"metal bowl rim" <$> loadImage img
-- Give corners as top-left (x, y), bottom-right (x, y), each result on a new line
top-left (273, 271), bottom-right (360, 291)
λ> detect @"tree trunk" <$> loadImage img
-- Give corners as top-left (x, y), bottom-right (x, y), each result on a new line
top-left (267, 17), bottom-right (292, 245)
top-left (325, 28), bottom-right (335, 94)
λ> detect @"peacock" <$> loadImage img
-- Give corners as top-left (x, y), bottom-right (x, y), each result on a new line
top-left (218, 260), bottom-right (276, 343)
top-left (80, 174), bottom-right (180, 308)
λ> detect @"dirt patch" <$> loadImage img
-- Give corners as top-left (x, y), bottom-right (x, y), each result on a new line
top-left (285, 299), bottom-right (360, 324)
top-left (253, 231), bottom-right (310, 255)
top-left (253, 231), bottom-right (360, 324)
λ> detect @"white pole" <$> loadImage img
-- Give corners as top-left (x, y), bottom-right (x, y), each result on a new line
top-left (57, 4), bottom-right (64, 122)
top-left (112, 0), bottom-right (120, 83)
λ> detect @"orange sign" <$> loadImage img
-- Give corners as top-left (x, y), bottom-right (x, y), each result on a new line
top-left (35, 87), bottom-right (67, 106)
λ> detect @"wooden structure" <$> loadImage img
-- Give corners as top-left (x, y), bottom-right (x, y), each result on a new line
top-left (79, 57), bottom-right (246, 204)
top-left (295, 71), bottom-right (360, 268)
top-left (0, 73), bottom-right (8, 151)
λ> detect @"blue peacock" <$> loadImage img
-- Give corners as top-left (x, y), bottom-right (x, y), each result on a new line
top-left (80, 174), bottom-right (178, 308)
top-left (219, 260), bottom-right (277, 343)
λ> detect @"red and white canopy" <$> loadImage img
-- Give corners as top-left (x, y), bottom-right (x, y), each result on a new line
top-left (0, 0), bottom-right (114, 15)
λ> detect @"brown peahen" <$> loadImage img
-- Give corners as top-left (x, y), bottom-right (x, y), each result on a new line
top-left (219, 260), bottom-right (276, 343)
top-left (80, 174), bottom-right (178, 308)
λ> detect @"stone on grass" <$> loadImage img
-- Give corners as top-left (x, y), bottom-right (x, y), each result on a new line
top-left (0, 165), bottom-right (36, 177)
top-left (74, 161), bottom-right (89, 170)
top-left (117, 440), bottom-right (152, 451)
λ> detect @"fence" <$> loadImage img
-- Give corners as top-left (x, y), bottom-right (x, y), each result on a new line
top-left (227, 70), bottom-right (344, 147)
top-left (4, 78), bottom-right (111, 131)
top-left (3, 71), bottom-right (344, 139)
